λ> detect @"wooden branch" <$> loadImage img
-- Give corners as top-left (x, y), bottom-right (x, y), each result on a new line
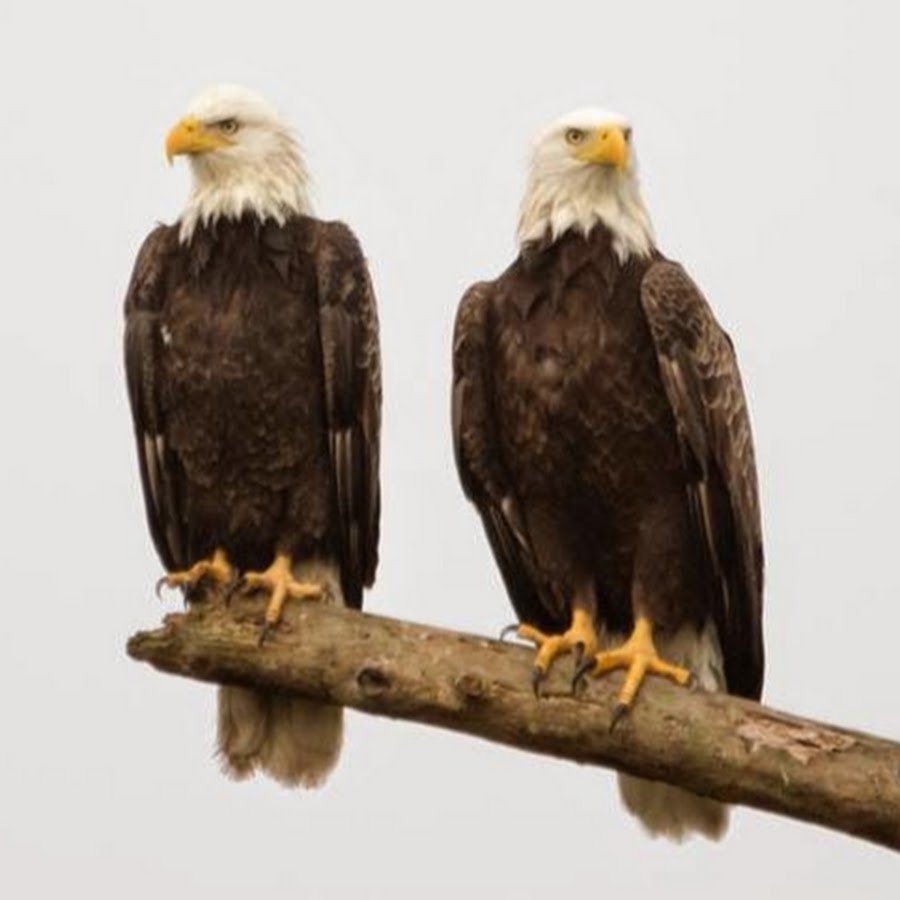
top-left (127, 597), bottom-right (900, 851)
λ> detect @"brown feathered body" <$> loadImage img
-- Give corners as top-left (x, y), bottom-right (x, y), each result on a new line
top-left (453, 224), bottom-right (763, 838)
top-left (125, 214), bottom-right (380, 786)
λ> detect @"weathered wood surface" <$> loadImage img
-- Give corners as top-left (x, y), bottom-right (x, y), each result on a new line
top-left (127, 597), bottom-right (900, 851)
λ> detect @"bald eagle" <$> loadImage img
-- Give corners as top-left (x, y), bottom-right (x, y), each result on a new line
top-left (124, 85), bottom-right (381, 787)
top-left (452, 109), bottom-right (763, 840)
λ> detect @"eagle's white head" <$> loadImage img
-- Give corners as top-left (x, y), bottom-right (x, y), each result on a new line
top-left (517, 108), bottom-right (655, 261)
top-left (166, 84), bottom-right (311, 243)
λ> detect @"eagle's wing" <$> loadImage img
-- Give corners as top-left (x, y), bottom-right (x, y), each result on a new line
top-left (123, 225), bottom-right (189, 572)
top-left (640, 261), bottom-right (764, 699)
top-left (313, 222), bottom-right (381, 609)
top-left (452, 283), bottom-right (557, 633)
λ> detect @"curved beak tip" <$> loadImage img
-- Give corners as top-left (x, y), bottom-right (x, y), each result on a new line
top-left (579, 126), bottom-right (629, 170)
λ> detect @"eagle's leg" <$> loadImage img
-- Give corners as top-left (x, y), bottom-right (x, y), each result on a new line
top-left (579, 617), bottom-right (692, 723)
top-left (237, 553), bottom-right (324, 645)
top-left (156, 548), bottom-right (235, 598)
top-left (515, 605), bottom-right (599, 696)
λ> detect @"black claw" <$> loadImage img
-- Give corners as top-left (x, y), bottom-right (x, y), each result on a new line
top-left (531, 668), bottom-right (545, 698)
top-left (572, 657), bottom-right (595, 693)
top-left (499, 623), bottom-right (520, 642)
top-left (224, 576), bottom-right (246, 607)
top-left (686, 671), bottom-right (698, 691)
top-left (609, 702), bottom-right (630, 733)
top-left (258, 622), bottom-right (273, 648)
top-left (573, 641), bottom-right (585, 671)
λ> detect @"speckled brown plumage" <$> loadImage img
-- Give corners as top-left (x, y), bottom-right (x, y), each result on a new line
top-left (124, 214), bottom-right (380, 609)
top-left (453, 224), bottom-right (763, 699)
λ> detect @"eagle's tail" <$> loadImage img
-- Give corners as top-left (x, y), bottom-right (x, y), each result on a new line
top-left (215, 558), bottom-right (345, 789)
top-left (613, 621), bottom-right (729, 842)
top-left (217, 687), bottom-right (343, 788)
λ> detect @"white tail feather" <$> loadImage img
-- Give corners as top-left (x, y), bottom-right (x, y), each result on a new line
top-left (217, 687), bottom-right (343, 788)
top-left (618, 775), bottom-right (729, 842)
top-left (610, 621), bottom-right (730, 841)
top-left (215, 558), bottom-right (345, 789)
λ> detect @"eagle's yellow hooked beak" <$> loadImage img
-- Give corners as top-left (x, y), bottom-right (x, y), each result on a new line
top-left (165, 117), bottom-right (232, 164)
top-left (576, 125), bottom-right (629, 170)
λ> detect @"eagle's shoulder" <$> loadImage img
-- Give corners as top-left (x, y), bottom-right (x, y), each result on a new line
top-left (124, 223), bottom-right (179, 314)
top-left (319, 218), bottom-right (364, 253)
top-left (295, 217), bottom-right (371, 306)
top-left (455, 280), bottom-right (495, 341)
top-left (298, 216), bottom-right (364, 263)
top-left (639, 259), bottom-right (725, 351)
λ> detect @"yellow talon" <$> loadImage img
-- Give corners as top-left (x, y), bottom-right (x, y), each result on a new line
top-left (515, 608), bottom-right (599, 692)
top-left (585, 616), bottom-right (692, 712)
top-left (239, 553), bottom-right (324, 640)
top-left (157, 548), bottom-right (234, 597)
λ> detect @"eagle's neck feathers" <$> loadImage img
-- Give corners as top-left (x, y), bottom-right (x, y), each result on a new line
top-left (517, 165), bottom-right (655, 262)
top-left (178, 133), bottom-right (311, 243)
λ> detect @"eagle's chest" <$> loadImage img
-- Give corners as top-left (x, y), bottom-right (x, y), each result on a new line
top-left (159, 271), bottom-right (326, 478)
top-left (496, 277), bottom-right (660, 418)
top-left (493, 263), bottom-right (674, 491)
top-left (163, 280), bottom-right (317, 389)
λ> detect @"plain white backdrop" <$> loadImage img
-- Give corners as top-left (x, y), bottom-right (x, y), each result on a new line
top-left (1, 1), bottom-right (898, 896)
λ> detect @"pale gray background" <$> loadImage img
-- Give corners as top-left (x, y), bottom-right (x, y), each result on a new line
top-left (1, 0), bottom-right (898, 896)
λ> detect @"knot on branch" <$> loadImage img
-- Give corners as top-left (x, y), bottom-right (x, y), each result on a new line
top-left (455, 673), bottom-right (487, 701)
top-left (356, 666), bottom-right (391, 697)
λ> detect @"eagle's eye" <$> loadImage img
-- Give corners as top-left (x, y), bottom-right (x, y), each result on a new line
top-left (217, 118), bottom-right (240, 136)
top-left (565, 128), bottom-right (586, 145)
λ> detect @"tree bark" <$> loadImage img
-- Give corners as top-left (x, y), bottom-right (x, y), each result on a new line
top-left (127, 596), bottom-right (900, 851)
